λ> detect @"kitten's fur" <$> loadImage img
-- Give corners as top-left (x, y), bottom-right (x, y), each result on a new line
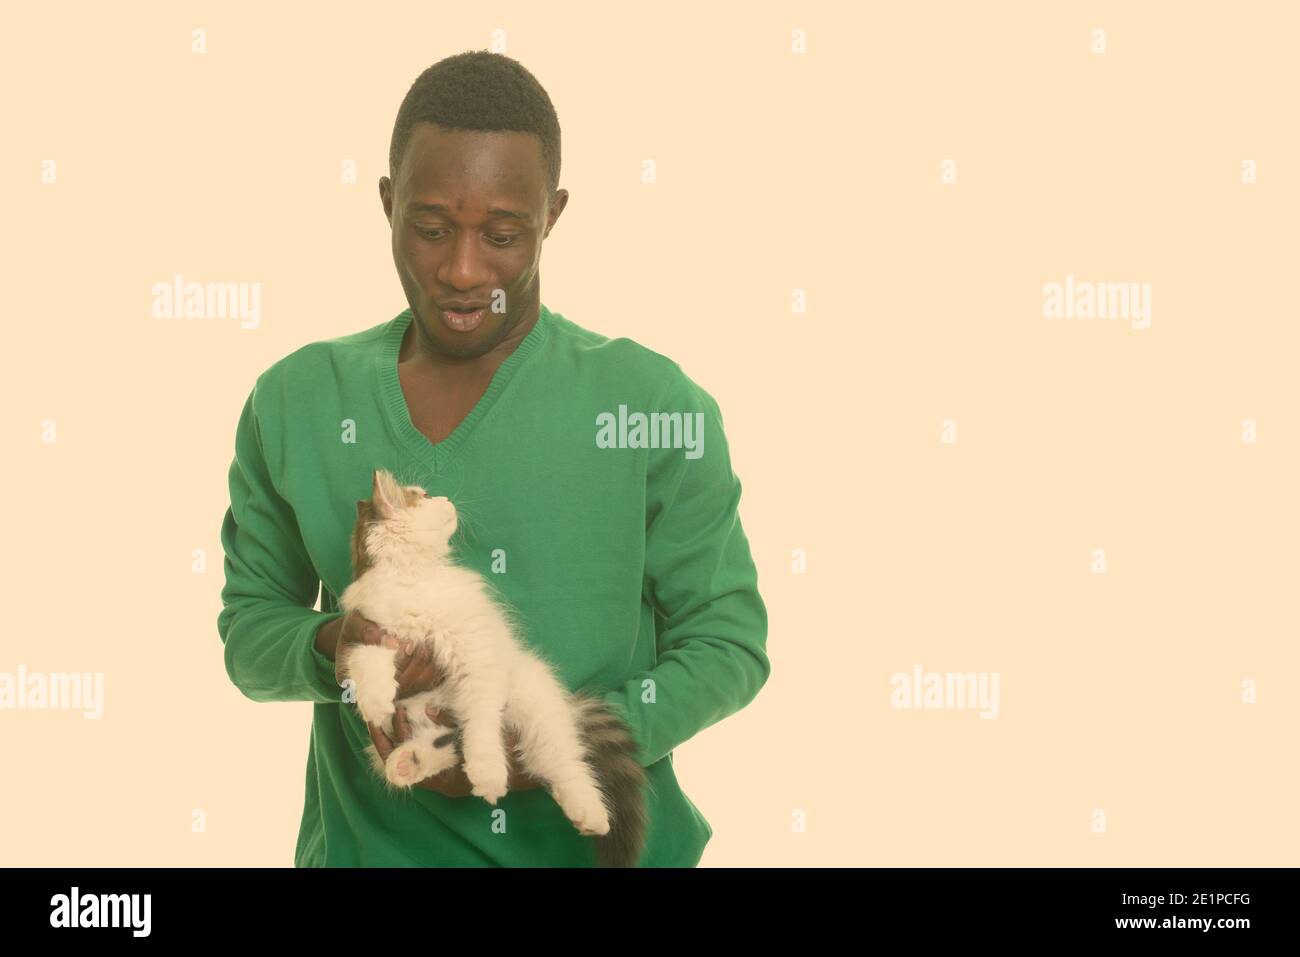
top-left (337, 469), bottom-right (649, 867)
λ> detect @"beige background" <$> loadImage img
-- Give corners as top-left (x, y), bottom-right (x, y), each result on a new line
top-left (2, 2), bottom-right (1296, 866)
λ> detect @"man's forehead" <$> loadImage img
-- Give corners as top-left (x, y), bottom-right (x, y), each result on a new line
top-left (405, 124), bottom-right (542, 165)
top-left (404, 200), bottom-right (531, 222)
top-left (399, 128), bottom-right (544, 211)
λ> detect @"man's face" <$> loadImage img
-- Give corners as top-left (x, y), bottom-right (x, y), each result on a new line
top-left (379, 122), bottom-right (567, 361)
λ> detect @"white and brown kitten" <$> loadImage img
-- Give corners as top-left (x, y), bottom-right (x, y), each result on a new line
top-left (337, 468), bottom-right (648, 867)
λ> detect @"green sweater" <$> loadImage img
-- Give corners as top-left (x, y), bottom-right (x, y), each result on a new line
top-left (217, 302), bottom-right (770, 867)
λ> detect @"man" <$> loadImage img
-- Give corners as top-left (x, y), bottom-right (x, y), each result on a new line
top-left (217, 50), bottom-right (769, 866)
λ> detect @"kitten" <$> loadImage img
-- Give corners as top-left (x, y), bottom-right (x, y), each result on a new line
top-left (336, 468), bottom-right (649, 868)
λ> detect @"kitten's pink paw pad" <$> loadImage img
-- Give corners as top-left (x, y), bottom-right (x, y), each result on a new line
top-left (385, 746), bottom-right (422, 788)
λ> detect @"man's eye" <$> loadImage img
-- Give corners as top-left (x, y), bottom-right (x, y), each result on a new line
top-left (414, 228), bottom-right (516, 247)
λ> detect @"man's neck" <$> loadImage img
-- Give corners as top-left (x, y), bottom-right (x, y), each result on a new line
top-left (401, 300), bottom-right (540, 388)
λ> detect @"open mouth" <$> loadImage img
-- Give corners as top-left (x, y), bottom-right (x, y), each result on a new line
top-left (441, 307), bottom-right (486, 332)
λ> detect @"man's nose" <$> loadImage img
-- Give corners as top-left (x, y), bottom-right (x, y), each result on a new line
top-left (443, 233), bottom-right (492, 287)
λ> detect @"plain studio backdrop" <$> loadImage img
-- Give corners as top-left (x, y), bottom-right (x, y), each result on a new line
top-left (1, 1), bottom-right (1297, 866)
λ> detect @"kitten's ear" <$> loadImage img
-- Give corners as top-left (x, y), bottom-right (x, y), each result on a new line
top-left (371, 469), bottom-right (402, 520)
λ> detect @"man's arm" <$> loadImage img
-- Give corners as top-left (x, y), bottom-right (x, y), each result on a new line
top-left (217, 382), bottom-right (345, 704)
top-left (601, 370), bottom-right (771, 768)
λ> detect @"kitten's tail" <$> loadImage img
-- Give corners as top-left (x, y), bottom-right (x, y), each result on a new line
top-left (572, 693), bottom-right (652, 868)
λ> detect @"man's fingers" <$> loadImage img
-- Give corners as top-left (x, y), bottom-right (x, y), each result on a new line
top-left (367, 722), bottom-right (394, 760)
top-left (426, 703), bottom-right (456, 726)
top-left (392, 705), bottom-right (411, 743)
top-left (357, 619), bottom-right (399, 650)
top-left (395, 644), bottom-right (445, 699)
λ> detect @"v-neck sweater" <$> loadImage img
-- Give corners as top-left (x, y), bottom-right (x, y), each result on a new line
top-left (217, 302), bottom-right (770, 867)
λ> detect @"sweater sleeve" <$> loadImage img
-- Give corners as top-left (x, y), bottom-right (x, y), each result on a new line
top-left (601, 371), bottom-right (770, 767)
top-left (217, 383), bottom-right (346, 704)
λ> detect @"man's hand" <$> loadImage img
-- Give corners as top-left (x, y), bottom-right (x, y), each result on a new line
top-left (366, 704), bottom-right (546, 796)
top-left (318, 611), bottom-right (400, 686)
top-left (321, 614), bottom-right (449, 699)
top-left (325, 615), bottom-right (545, 795)
top-left (391, 639), bottom-right (449, 699)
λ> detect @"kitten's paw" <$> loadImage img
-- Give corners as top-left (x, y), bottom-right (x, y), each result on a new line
top-left (465, 762), bottom-right (510, 806)
top-left (357, 689), bottom-right (396, 728)
top-left (573, 806), bottom-right (611, 838)
top-left (559, 789), bottom-right (611, 837)
top-left (385, 744), bottom-right (422, 788)
top-left (384, 738), bottom-right (460, 788)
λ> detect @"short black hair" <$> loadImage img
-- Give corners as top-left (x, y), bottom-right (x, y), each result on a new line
top-left (388, 50), bottom-right (562, 200)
